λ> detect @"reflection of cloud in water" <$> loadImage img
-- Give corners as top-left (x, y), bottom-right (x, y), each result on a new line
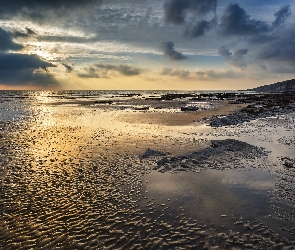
top-left (218, 169), bottom-right (276, 190)
top-left (142, 168), bottom-right (276, 226)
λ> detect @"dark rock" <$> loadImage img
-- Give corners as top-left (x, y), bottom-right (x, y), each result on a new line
top-left (142, 148), bottom-right (167, 159)
top-left (181, 106), bottom-right (199, 111)
top-left (95, 100), bottom-right (113, 104)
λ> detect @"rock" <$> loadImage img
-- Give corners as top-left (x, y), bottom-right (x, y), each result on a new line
top-left (133, 106), bottom-right (149, 110)
top-left (141, 149), bottom-right (167, 159)
top-left (94, 100), bottom-right (113, 104)
top-left (282, 158), bottom-right (294, 168)
top-left (181, 106), bottom-right (199, 111)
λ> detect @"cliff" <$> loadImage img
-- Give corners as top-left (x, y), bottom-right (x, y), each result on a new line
top-left (249, 79), bottom-right (295, 92)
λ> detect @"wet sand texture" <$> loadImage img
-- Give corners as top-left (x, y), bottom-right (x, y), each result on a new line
top-left (1, 91), bottom-right (295, 249)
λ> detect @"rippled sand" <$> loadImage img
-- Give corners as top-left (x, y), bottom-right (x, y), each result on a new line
top-left (1, 92), bottom-right (295, 249)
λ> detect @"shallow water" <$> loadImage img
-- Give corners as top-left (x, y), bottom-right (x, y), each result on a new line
top-left (141, 168), bottom-right (276, 228)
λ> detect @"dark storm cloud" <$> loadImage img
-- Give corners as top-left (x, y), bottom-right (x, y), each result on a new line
top-left (219, 4), bottom-right (292, 37)
top-left (0, 28), bottom-right (23, 51)
top-left (259, 48), bottom-right (281, 59)
top-left (248, 34), bottom-right (279, 44)
top-left (218, 46), bottom-right (248, 69)
top-left (184, 18), bottom-right (216, 38)
top-left (161, 41), bottom-right (187, 60)
top-left (62, 63), bottom-right (73, 73)
top-left (272, 5), bottom-right (291, 28)
top-left (95, 64), bottom-right (140, 76)
top-left (230, 49), bottom-right (248, 68)
top-left (164, 0), bottom-right (189, 25)
top-left (0, 53), bottom-right (58, 86)
top-left (0, 0), bottom-right (101, 20)
top-left (0, 68), bottom-right (59, 87)
top-left (0, 27), bottom-right (58, 87)
top-left (163, 0), bottom-right (217, 38)
top-left (218, 46), bottom-right (232, 59)
top-left (78, 67), bottom-right (99, 78)
top-left (219, 4), bottom-right (271, 36)
top-left (0, 53), bottom-right (55, 71)
top-left (164, 0), bottom-right (217, 25)
top-left (257, 25), bottom-right (295, 67)
top-left (19, 70), bottom-right (59, 87)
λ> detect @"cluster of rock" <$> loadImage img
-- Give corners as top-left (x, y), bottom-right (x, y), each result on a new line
top-left (141, 148), bottom-right (168, 159)
top-left (144, 92), bottom-right (236, 101)
top-left (142, 139), bottom-right (267, 173)
top-left (281, 157), bottom-right (295, 169)
top-left (204, 93), bottom-right (295, 127)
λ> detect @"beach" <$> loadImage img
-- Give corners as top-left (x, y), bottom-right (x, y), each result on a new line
top-left (1, 90), bottom-right (295, 249)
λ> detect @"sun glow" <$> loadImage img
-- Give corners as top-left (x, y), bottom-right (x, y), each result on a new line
top-left (34, 50), bottom-right (52, 60)
top-left (21, 42), bottom-right (54, 61)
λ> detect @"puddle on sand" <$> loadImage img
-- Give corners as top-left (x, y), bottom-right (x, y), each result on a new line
top-left (141, 168), bottom-right (277, 228)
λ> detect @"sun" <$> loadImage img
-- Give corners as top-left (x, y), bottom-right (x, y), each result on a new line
top-left (22, 43), bottom-right (53, 60)
top-left (34, 50), bottom-right (52, 60)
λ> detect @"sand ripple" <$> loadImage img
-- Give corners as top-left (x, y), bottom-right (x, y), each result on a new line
top-left (1, 92), bottom-right (295, 249)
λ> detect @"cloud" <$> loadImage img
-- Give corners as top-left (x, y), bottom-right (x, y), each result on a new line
top-left (160, 67), bottom-right (190, 78)
top-left (164, 0), bottom-right (217, 25)
top-left (0, 0), bottom-right (102, 20)
top-left (230, 49), bottom-right (248, 69)
top-left (161, 41), bottom-right (187, 60)
top-left (219, 4), bottom-right (291, 39)
top-left (0, 53), bottom-right (55, 71)
top-left (195, 69), bottom-right (242, 80)
top-left (0, 28), bottom-right (58, 87)
top-left (62, 63), bottom-right (73, 73)
top-left (13, 27), bottom-right (37, 38)
top-left (218, 46), bottom-right (232, 59)
top-left (0, 53), bottom-right (58, 86)
top-left (164, 0), bottom-right (189, 25)
top-left (78, 67), bottom-right (99, 78)
top-left (77, 64), bottom-right (140, 78)
top-left (163, 0), bottom-right (217, 38)
top-left (0, 28), bottom-right (23, 51)
top-left (218, 46), bottom-right (248, 69)
top-left (259, 48), bottom-right (281, 59)
top-left (19, 69), bottom-right (59, 87)
top-left (248, 34), bottom-right (279, 44)
top-left (159, 67), bottom-right (242, 80)
top-left (257, 24), bottom-right (295, 67)
top-left (272, 5), bottom-right (291, 28)
top-left (0, 69), bottom-right (58, 87)
top-left (184, 18), bottom-right (216, 38)
top-left (219, 4), bottom-right (271, 36)
top-left (95, 64), bottom-right (140, 76)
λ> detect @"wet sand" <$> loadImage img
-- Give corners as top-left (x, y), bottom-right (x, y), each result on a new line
top-left (117, 101), bottom-right (247, 126)
top-left (1, 91), bottom-right (295, 249)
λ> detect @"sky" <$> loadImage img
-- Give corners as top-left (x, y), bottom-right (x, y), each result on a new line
top-left (0, 0), bottom-right (295, 90)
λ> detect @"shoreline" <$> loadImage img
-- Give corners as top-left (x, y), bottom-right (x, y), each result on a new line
top-left (1, 91), bottom-right (295, 249)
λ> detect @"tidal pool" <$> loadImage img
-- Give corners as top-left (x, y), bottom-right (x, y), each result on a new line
top-left (141, 168), bottom-right (277, 228)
